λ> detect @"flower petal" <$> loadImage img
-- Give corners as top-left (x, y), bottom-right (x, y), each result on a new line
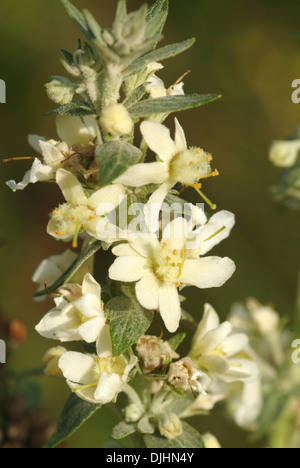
top-left (141, 121), bottom-right (177, 162)
top-left (91, 184), bottom-right (125, 213)
top-left (35, 310), bottom-right (80, 342)
top-left (94, 372), bottom-right (123, 404)
top-left (39, 141), bottom-right (65, 168)
top-left (135, 275), bottom-right (160, 310)
top-left (109, 256), bottom-right (148, 282)
top-left (82, 273), bottom-right (101, 298)
top-left (200, 211), bottom-right (235, 255)
top-left (6, 159), bottom-right (53, 192)
top-left (158, 284), bottom-right (181, 333)
top-left (56, 168), bottom-right (86, 205)
top-left (180, 257), bottom-right (236, 289)
top-left (221, 333), bottom-right (249, 358)
top-left (56, 115), bottom-right (102, 146)
top-left (79, 316), bottom-right (106, 343)
top-left (114, 162), bottom-right (168, 187)
top-left (96, 325), bottom-right (113, 358)
top-left (174, 118), bottom-right (187, 152)
top-left (196, 322), bottom-right (233, 356)
top-left (59, 351), bottom-right (96, 385)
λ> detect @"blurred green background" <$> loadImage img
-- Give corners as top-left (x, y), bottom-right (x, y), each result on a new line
top-left (1, 0), bottom-right (300, 448)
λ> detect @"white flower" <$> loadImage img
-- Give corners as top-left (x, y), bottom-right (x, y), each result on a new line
top-left (6, 140), bottom-right (68, 192)
top-left (189, 304), bottom-right (259, 383)
top-left (246, 298), bottom-right (279, 336)
top-left (32, 249), bottom-right (78, 301)
top-left (100, 103), bottom-right (133, 136)
top-left (269, 140), bottom-right (300, 168)
top-left (47, 169), bottom-right (125, 247)
top-left (109, 214), bottom-right (236, 333)
top-left (6, 115), bottom-right (102, 192)
top-left (35, 273), bottom-right (109, 346)
top-left (146, 73), bottom-right (185, 99)
top-left (115, 119), bottom-right (217, 211)
top-left (59, 343), bottom-right (137, 405)
top-left (56, 115), bottom-right (102, 147)
top-left (226, 378), bottom-right (263, 428)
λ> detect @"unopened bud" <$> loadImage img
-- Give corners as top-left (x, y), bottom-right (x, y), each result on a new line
top-left (246, 298), bottom-right (279, 336)
top-left (43, 347), bottom-right (67, 378)
top-left (202, 432), bottom-right (221, 449)
top-left (100, 104), bottom-right (133, 136)
top-left (158, 413), bottom-right (182, 440)
top-left (45, 80), bottom-right (76, 105)
top-left (124, 403), bottom-right (143, 423)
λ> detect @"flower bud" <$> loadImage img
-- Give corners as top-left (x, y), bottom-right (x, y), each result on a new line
top-left (43, 347), bottom-right (67, 378)
top-left (158, 413), bottom-right (182, 440)
top-left (246, 298), bottom-right (279, 336)
top-left (269, 140), bottom-right (300, 168)
top-left (100, 104), bottom-right (133, 136)
top-left (45, 80), bottom-right (76, 105)
top-left (124, 404), bottom-right (143, 423)
top-left (202, 433), bottom-right (221, 449)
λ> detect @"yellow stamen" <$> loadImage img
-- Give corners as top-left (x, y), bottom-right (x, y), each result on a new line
top-left (193, 185), bottom-right (217, 211)
top-left (204, 226), bottom-right (226, 242)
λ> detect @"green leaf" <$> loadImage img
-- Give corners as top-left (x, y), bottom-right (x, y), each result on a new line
top-left (106, 295), bottom-right (154, 356)
top-left (124, 38), bottom-right (195, 77)
top-left (112, 421), bottom-right (136, 440)
top-left (61, 48), bottom-right (74, 65)
top-left (44, 394), bottom-right (101, 448)
top-left (129, 94), bottom-right (221, 118)
top-left (146, 0), bottom-right (169, 41)
top-left (83, 9), bottom-right (102, 42)
top-left (96, 141), bottom-right (142, 186)
top-left (251, 391), bottom-right (289, 442)
top-left (61, 0), bottom-right (94, 40)
top-left (123, 83), bottom-right (149, 110)
top-left (168, 333), bottom-right (186, 352)
top-left (46, 100), bottom-right (94, 117)
top-left (33, 240), bottom-right (101, 299)
top-left (114, 0), bottom-right (128, 28)
top-left (144, 421), bottom-right (205, 448)
top-left (275, 161), bottom-right (300, 200)
top-left (48, 75), bottom-right (77, 88)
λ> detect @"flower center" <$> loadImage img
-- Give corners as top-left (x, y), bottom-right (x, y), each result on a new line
top-left (151, 242), bottom-right (187, 286)
top-left (52, 203), bottom-right (96, 248)
top-left (92, 356), bottom-right (127, 380)
top-left (169, 148), bottom-right (212, 185)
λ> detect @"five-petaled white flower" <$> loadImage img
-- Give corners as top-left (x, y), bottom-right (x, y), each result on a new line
top-left (115, 118), bottom-right (218, 212)
top-left (47, 169), bottom-right (125, 247)
top-left (35, 273), bottom-right (110, 346)
top-left (189, 304), bottom-right (259, 383)
top-left (109, 211), bottom-right (236, 333)
top-left (6, 115), bottom-right (102, 192)
top-left (59, 340), bottom-right (137, 405)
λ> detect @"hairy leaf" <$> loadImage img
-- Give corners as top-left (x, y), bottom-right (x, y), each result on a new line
top-left (44, 393), bottom-right (101, 448)
top-left (61, 0), bottom-right (94, 40)
top-left (124, 38), bottom-right (195, 77)
top-left (96, 141), bottom-right (142, 186)
top-left (106, 295), bottom-right (153, 356)
top-left (46, 100), bottom-right (94, 117)
top-left (129, 94), bottom-right (221, 118)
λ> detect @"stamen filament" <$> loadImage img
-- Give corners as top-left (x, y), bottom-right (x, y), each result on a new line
top-left (73, 382), bottom-right (98, 392)
top-left (193, 185), bottom-right (217, 210)
top-left (204, 226), bottom-right (226, 242)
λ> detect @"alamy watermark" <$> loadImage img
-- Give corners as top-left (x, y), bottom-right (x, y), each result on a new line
top-left (291, 339), bottom-right (300, 364)
top-left (0, 339), bottom-right (6, 364)
top-left (0, 79), bottom-right (6, 103)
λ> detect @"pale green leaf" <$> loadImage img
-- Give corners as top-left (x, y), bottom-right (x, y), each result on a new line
top-left (46, 100), bottom-right (94, 117)
top-left (96, 141), bottom-right (142, 186)
top-left (129, 94), bottom-right (221, 118)
top-left (124, 38), bottom-right (195, 77)
top-left (112, 421), bottom-right (136, 440)
top-left (105, 295), bottom-right (154, 356)
top-left (168, 332), bottom-right (186, 352)
top-left (146, 0), bottom-right (169, 41)
top-left (61, 0), bottom-right (94, 40)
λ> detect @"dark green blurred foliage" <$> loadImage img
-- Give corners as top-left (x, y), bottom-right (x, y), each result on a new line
top-left (0, 0), bottom-right (300, 448)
